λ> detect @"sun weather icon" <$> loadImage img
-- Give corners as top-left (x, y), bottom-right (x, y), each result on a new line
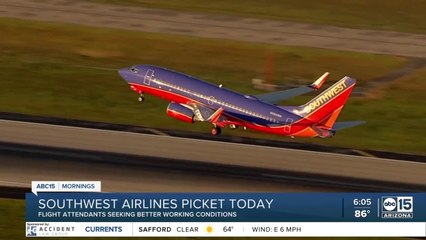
top-left (205, 225), bottom-right (214, 233)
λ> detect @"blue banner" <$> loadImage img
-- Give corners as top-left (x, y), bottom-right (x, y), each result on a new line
top-left (26, 193), bottom-right (425, 222)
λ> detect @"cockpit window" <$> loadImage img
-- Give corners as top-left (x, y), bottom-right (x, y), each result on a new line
top-left (130, 66), bottom-right (139, 73)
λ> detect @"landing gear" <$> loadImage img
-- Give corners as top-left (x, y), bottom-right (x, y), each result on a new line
top-left (138, 93), bottom-right (145, 102)
top-left (211, 126), bottom-right (222, 136)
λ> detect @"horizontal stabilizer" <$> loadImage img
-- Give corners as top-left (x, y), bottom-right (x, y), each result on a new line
top-left (332, 121), bottom-right (366, 131)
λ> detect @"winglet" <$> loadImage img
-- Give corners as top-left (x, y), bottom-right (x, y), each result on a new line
top-left (310, 72), bottom-right (329, 90)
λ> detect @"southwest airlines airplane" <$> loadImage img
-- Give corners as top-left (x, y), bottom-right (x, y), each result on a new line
top-left (119, 65), bottom-right (364, 138)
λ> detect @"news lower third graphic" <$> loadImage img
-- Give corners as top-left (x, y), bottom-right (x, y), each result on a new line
top-left (26, 181), bottom-right (426, 237)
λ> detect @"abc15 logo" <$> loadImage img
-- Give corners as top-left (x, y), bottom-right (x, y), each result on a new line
top-left (382, 196), bottom-right (413, 213)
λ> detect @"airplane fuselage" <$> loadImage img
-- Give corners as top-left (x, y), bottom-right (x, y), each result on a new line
top-left (119, 65), bottom-right (313, 135)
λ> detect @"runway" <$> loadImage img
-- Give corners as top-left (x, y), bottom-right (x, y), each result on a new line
top-left (0, 0), bottom-right (425, 57)
top-left (1, 154), bottom-right (338, 193)
top-left (0, 119), bottom-right (425, 190)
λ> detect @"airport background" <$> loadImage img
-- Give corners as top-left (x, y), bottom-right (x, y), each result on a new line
top-left (0, 0), bottom-right (425, 239)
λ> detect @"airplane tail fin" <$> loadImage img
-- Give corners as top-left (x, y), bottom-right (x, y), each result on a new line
top-left (292, 76), bottom-right (356, 126)
top-left (278, 76), bottom-right (362, 137)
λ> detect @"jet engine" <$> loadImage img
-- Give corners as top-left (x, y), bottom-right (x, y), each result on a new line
top-left (166, 103), bottom-right (194, 123)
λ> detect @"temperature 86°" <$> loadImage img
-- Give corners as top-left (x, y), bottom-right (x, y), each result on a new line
top-left (354, 209), bottom-right (370, 218)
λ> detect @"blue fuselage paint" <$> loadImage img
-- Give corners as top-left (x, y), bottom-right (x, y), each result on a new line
top-left (120, 65), bottom-right (304, 126)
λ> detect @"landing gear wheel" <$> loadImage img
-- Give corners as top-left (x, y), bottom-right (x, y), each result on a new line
top-left (211, 126), bottom-right (222, 136)
top-left (138, 93), bottom-right (145, 102)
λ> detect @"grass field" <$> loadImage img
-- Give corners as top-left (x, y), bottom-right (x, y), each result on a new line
top-left (0, 18), bottom-right (424, 154)
top-left (0, 198), bottom-right (410, 240)
top-left (90, 0), bottom-right (426, 33)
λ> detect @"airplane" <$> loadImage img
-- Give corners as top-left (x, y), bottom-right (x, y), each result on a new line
top-left (118, 65), bottom-right (364, 138)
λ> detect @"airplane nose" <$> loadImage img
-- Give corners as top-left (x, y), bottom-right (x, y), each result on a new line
top-left (118, 68), bottom-right (130, 82)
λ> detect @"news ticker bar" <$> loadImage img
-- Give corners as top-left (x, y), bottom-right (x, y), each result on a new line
top-left (27, 192), bottom-right (425, 222)
top-left (26, 222), bottom-right (426, 237)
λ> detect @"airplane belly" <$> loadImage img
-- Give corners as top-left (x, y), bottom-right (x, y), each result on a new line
top-left (243, 122), bottom-right (318, 138)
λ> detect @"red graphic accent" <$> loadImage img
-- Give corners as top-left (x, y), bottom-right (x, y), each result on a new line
top-left (318, 106), bottom-right (344, 130)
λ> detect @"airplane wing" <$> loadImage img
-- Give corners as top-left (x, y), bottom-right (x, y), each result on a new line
top-left (255, 72), bottom-right (329, 104)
